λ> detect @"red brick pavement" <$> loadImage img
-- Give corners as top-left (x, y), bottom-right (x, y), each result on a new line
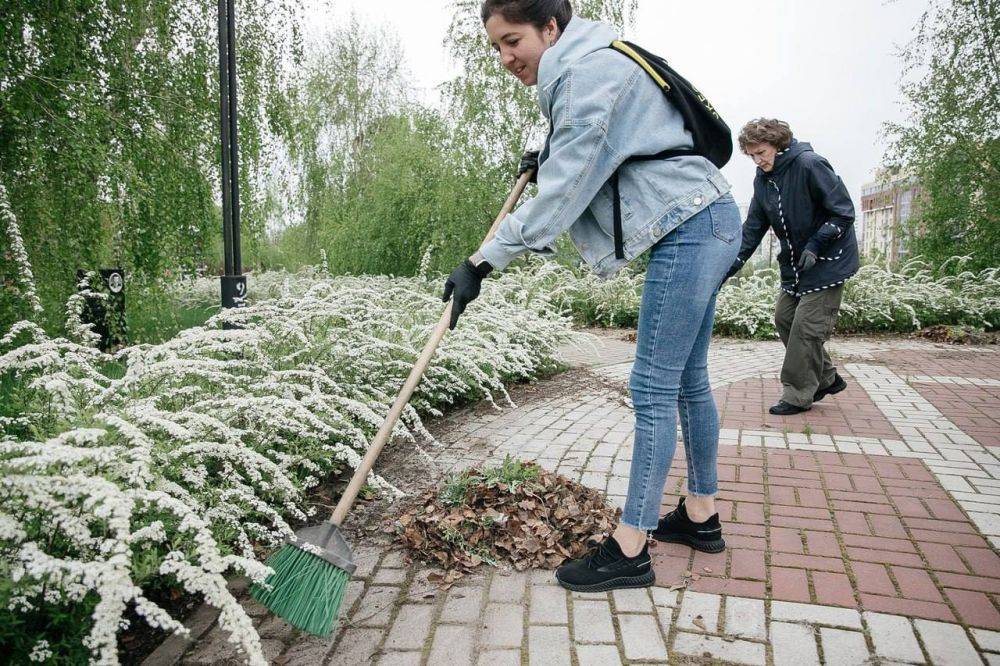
top-left (913, 383), bottom-right (1000, 447)
top-left (713, 377), bottom-right (898, 438)
top-left (652, 445), bottom-right (1000, 629)
top-left (873, 348), bottom-right (1000, 381)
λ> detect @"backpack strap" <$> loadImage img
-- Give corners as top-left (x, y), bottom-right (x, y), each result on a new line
top-left (606, 42), bottom-right (700, 260)
top-left (610, 40), bottom-right (669, 91)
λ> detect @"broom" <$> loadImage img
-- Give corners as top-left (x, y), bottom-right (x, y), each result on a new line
top-left (250, 170), bottom-right (535, 637)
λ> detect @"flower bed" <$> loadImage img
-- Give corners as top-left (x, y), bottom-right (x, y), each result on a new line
top-left (0, 268), bottom-right (578, 664)
top-left (528, 257), bottom-right (1000, 338)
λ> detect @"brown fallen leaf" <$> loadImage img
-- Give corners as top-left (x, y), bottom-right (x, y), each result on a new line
top-left (692, 615), bottom-right (707, 631)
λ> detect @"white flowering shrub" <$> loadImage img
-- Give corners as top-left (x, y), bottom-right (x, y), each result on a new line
top-left (1, 180), bottom-right (44, 321)
top-left (0, 268), bottom-right (577, 664)
top-left (522, 257), bottom-right (1000, 338)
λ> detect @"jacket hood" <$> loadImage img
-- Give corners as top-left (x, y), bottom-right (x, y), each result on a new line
top-left (764, 139), bottom-right (812, 177)
top-left (536, 16), bottom-right (618, 111)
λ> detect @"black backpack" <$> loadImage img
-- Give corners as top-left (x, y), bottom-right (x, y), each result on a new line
top-left (606, 40), bottom-right (733, 259)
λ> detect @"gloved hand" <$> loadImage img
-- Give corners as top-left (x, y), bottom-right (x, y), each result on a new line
top-left (518, 150), bottom-right (539, 184)
top-left (442, 258), bottom-right (493, 330)
top-left (797, 250), bottom-right (818, 273)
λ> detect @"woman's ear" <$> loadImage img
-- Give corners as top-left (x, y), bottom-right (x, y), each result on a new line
top-left (544, 16), bottom-right (559, 46)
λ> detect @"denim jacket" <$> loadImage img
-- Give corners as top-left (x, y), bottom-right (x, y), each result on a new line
top-left (478, 16), bottom-right (732, 279)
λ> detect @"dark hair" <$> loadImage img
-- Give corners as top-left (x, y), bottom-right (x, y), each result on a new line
top-left (480, 0), bottom-right (573, 31)
top-left (738, 118), bottom-right (793, 152)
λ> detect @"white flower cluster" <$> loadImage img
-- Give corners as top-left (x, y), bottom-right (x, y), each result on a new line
top-left (1, 179), bottom-right (44, 318)
top-left (518, 256), bottom-right (1000, 338)
top-left (0, 264), bottom-right (578, 663)
top-left (64, 271), bottom-right (103, 347)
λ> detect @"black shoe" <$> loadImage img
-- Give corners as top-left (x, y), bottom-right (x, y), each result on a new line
top-left (555, 537), bottom-right (655, 592)
top-left (651, 497), bottom-right (726, 553)
top-left (813, 374), bottom-right (847, 402)
top-left (769, 400), bottom-right (810, 415)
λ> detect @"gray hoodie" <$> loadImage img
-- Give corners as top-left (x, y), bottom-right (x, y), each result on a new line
top-left (478, 16), bottom-right (731, 278)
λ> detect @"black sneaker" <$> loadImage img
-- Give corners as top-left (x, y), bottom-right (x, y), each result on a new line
top-left (814, 374), bottom-right (847, 402)
top-left (769, 400), bottom-right (810, 415)
top-left (651, 497), bottom-right (726, 553)
top-left (555, 537), bottom-right (655, 592)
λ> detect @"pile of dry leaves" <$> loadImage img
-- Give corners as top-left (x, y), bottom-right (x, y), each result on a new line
top-left (394, 457), bottom-right (619, 581)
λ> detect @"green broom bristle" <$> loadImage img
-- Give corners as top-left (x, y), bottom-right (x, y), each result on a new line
top-left (250, 543), bottom-right (351, 637)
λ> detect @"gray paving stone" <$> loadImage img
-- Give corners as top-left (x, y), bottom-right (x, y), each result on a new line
top-left (677, 591), bottom-right (720, 633)
top-left (973, 628), bottom-right (1000, 653)
top-left (528, 625), bottom-right (571, 666)
top-left (376, 652), bottom-right (422, 666)
top-left (530, 569), bottom-right (557, 585)
top-left (372, 566), bottom-right (407, 585)
top-left (771, 622), bottom-right (819, 666)
top-left (340, 579), bottom-right (365, 617)
top-left (618, 613), bottom-right (668, 661)
top-left (820, 628), bottom-right (871, 666)
top-left (429, 624), bottom-right (474, 663)
top-left (275, 634), bottom-right (334, 665)
top-left (482, 603), bottom-right (524, 649)
top-left (723, 596), bottom-right (766, 641)
top-left (914, 619), bottom-right (981, 665)
top-left (440, 585), bottom-right (484, 624)
top-left (672, 632), bottom-right (766, 666)
top-left (352, 586), bottom-right (401, 627)
top-left (572, 599), bottom-right (615, 643)
top-left (477, 649), bottom-right (522, 665)
top-left (771, 600), bottom-right (862, 629)
top-left (179, 626), bottom-right (242, 664)
top-left (380, 550), bottom-right (406, 568)
top-left (650, 586), bottom-right (679, 608)
top-left (571, 589), bottom-right (608, 600)
top-left (259, 639), bottom-right (285, 663)
top-left (575, 644), bottom-right (623, 666)
top-left (863, 611), bottom-right (924, 664)
top-left (489, 570), bottom-right (528, 603)
top-left (352, 546), bottom-right (381, 579)
top-left (529, 584), bottom-right (568, 624)
top-left (383, 604), bottom-right (435, 651)
top-left (326, 627), bottom-right (382, 665)
top-left (611, 587), bottom-right (653, 613)
top-left (256, 615), bottom-right (297, 641)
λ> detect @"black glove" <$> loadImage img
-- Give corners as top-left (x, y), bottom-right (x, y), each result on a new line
top-left (442, 258), bottom-right (493, 330)
top-left (797, 250), bottom-right (817, 273)
top-left (518, 150), bottom-right (539, 184)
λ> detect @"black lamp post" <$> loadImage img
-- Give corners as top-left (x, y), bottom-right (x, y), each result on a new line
top-left (218, 0), bottom-right (246, 309)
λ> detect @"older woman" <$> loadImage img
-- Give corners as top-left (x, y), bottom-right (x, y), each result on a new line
top-left (724, 119), bottom-right (859, 415)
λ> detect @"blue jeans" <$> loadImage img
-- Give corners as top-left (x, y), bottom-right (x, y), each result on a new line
top-left (621, 194), bottom-right (741, 530)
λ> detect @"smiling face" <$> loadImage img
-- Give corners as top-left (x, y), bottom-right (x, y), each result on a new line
top-left (484, 14), bottom-right (559, 86)
top-left (744, 142), bottom-right (779, 173)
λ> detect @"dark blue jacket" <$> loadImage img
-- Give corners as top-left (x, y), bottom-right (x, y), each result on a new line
top-left (735, 140), bottom-right (859, 296)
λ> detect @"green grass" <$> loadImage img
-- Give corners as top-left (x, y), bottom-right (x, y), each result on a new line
top-left (125, 296), bottom-right (216, 345)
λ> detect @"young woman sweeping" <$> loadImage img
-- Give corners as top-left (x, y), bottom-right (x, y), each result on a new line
top-left (442, 0), bottom-right (741, 592)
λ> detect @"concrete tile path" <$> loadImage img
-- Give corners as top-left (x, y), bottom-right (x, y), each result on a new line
top-left (148, 332), bottom-right (1000, 665)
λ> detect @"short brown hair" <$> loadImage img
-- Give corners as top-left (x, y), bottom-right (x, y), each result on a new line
top-left (738, 118), bottom-right (793, 153)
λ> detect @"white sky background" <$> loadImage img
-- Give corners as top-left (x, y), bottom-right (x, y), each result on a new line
top-left (303, 0), bottom-right (929, 214)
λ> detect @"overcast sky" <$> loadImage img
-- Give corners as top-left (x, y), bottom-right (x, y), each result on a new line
top-left (303, 0), bottom-right (929, 213)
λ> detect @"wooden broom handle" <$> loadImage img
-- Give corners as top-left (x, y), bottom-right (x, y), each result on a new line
top-left (330, 170), bottom-right (534, 525)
